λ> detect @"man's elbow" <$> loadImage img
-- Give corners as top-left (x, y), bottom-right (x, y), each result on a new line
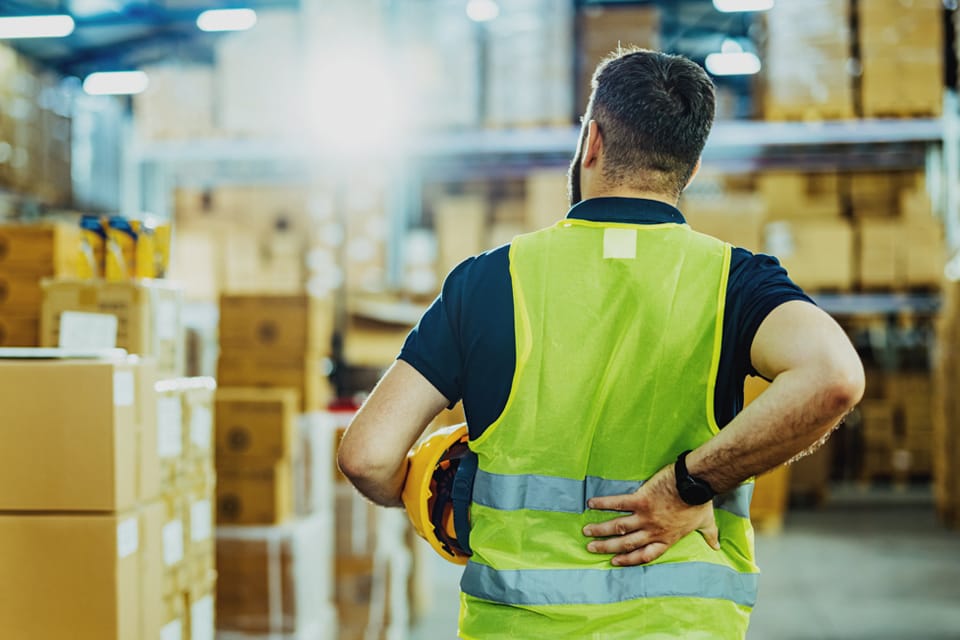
top-left (821, 357), bottom-right (865, 417)
top-left (337, 438), bottom-right (396, 487)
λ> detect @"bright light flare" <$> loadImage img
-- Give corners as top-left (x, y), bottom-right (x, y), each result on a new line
top-left (466, 0), bottom-right (500, 22)
top-left (196, 8), bottom-right (257, 32)
top-left (713, 0), bottom-right (774, 12)
top-left (0, 15), bottom-right (75, 39)
top-left (82, 71), bottom-right (149, 95)
top-left (705, 41), bottom-right (762, 76)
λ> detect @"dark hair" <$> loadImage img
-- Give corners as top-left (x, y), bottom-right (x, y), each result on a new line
top-left (586, 48), bottom-right (715, 197)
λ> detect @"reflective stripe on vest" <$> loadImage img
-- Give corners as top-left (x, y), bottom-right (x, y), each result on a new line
top-left (472, 469), bottom-right (755, 520)
top-left (462, 560), bottom-right (759, 608)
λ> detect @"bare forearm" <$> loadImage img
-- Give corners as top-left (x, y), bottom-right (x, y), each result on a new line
top-left (687, 367), bottom-right (859, 494)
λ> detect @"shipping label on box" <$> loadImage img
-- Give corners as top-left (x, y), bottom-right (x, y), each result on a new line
top-left (216, 387), bottom-right (299, 461)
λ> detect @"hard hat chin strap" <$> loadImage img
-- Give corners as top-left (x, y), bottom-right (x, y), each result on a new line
top-left (451, 450), bottom-right (478, 556)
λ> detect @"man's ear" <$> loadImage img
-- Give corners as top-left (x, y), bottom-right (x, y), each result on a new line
top-left (684, 158), bottom-right (702, 190)
top-left (582, 120), bottom-right (603, 169)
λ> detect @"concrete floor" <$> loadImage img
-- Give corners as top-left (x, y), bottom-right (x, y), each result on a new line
top-left (410, 486), bottom-right (960, 640)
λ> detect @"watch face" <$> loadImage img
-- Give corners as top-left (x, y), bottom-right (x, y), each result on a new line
top-left (680, 480), bottom-right (714, 506)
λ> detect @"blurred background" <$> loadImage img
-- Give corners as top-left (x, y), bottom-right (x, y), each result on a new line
top-left (1, 0), bottom-right (960, 639)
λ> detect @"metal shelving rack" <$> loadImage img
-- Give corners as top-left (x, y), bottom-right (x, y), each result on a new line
top-left (127, 99), bottom-right (960, 316)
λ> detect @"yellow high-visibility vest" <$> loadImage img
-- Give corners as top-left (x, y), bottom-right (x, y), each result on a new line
top-left (459, 218), bottom-right (758, 639)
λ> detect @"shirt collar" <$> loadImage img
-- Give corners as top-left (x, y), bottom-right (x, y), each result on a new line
top-left (566, 197), bottom-right (686, 225)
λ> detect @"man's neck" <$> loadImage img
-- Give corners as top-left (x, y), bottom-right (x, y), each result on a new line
top-left (583, 188), bottom-right (679, 208)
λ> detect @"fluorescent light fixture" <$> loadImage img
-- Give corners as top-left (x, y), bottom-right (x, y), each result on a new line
top-left (196, 8), bottom-right (257, 32)
top-left (0, 15), bottom-right (75, 39)
top-left (82, 71), bottom-right (149, 96)
top-left (713, 0), bottom-right (774, 12)
top-left (705, 51), bottom-right (762, 76)
top-left (466, 0), bottom-right (499, 22)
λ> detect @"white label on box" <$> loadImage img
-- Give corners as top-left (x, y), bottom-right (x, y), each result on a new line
top-left (162, 519), bottom-right (184, 566)
top-left (190, 405), bottom-right (212, 451)
top-left (160, 619), bottom-right (183, 640)
top-left (190, 499), bottom-right (213, 542)
top-left (58, 311), bottom-right (118, 349)
top-left (157, 396), bottom-right (183, 459)
top-left (113, 371), bottom-right (135, 407)
top-left (190, 596), bottom-right (215, 640)
top-left (117, 518), bottom-right (139, 559)
top-left (156, 298), bottom-right (178, 341)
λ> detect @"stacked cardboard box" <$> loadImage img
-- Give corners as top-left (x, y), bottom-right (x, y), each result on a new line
top-left (577, 4), bottom-right (660, 114)
top-left (41, 278), bottom-right (186, 378)
top-left (0, 222), bottom-right (79, 346)
top-left (858, 372), bottom-right (934, 482)
top-left (764, 0), bottom-right (855, 120)
top-left (0, 355), bottom-right (216, 640)
top-left (216, 411), bottom-right (338, 638)
top-left (858, 0), bottom-right (943, 117)
top-left (934, 281), bottom-right (960, 527)
top-left (486, 0), bottom-right (574, 127)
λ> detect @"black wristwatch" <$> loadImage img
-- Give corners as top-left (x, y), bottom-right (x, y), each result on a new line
top-left (674, 450), bottom-right (716, 506)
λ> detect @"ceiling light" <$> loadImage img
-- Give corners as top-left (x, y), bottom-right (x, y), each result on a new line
top-left (0, 15), bottom-right (75, 39)
top-left (82, 71), bottom-right (149, 96)
top-left (466, 0), bottom-right (499, 22)
top-left (713, 0), bottom-right (775, 12)
top-left (705, 51), bottom-right (762, 76)
top-left (196, 8), bottom-right (258, 32)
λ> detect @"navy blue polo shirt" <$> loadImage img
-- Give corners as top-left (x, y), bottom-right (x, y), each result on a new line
top-left (400, 196), bottom-right (813, 439)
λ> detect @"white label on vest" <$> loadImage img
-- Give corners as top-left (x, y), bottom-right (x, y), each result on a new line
top-left (160, 619), bottom-right (183, 640)
top-left (190, 405), bottom-right (212, 450)
top-left (190, 596), bottom-right (215, 640)
top-left (163, 519), bottom-right (184, 566)
top-left (157, 396), bottom-right (183, 459)
top-left (603, 228), bottom-right (637, 259)
top-left (117, 518), bottom-right (139, 559)
top-left (113, 371), bottom-right (135, 407)
top-left (191, 500), bottom-right (212, 542)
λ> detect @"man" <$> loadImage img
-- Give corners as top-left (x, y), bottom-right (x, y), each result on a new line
top-left (338, 49), bottom-right (864, 639)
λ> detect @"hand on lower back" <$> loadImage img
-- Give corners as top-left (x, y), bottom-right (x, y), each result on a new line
top-left (581, 463), bottom-right (721, 567)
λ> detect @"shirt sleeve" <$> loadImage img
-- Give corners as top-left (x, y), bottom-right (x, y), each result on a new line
top-left (727, 248), bottom-right (816, 380)
top-left (397, 258), bottom-right (472, 408)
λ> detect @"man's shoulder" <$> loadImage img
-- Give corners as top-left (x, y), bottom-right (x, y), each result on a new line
top-left (446, 243), bottom-right (512, 291)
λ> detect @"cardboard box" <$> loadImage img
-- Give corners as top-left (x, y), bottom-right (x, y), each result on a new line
top-left (41, 278), bottom-right (185, 377)
top-left (0, 510), bottom-right (142, 640)
top-left (434, 195), bottom-right (487, 279)
top-left (0, 270), bottom-right (43, 310)
top-left (526, 169), bottom-right (570, 232)
top-left (219, 294), bottom-right (333, 355)
top-left (903, 216), bottom-right (944, 287)
top-left (764, 219), bottom-right (854, 291)
top-left (0, 222), bottom-right (80, 275)
top-left (143, 493), bottom-right (188, 597)
top-left (217, 461), bottom-right (294, 525)
top-left (217, 353), bottom-right (330, 412)
top-left (216, 515), bottom-right (335, 635)
top-left (858, 219), bottom-right (900, 288)
top-left (181, 377), bottom-right (217, 466)
top-left (682, 196), bottom-right (765, 252)
top-left (216, 387), bottom-right (299, 461)
top-left (0, 312), bottom-right (38, 346)
top-left (184, 468), bottom-right (216, 584)
top-left (0, 356), bottom-right (159, 511)
top-left (185, 575), bottom-right (217, 640)
top-left (344, 316), bottom-right (413, 368)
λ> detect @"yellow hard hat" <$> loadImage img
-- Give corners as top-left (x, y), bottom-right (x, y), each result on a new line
top-left (402, 423), bottom-right (473, 565)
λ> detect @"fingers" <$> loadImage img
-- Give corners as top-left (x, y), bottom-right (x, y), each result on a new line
top-left (612, 542), bottom-right (668, 567)
top-left (582, 514), bottom-right (643, 539)
top-left (586, 493), bottom-right (639, 513)
top-left (586, 530), bottom-right (654, 557)
top-left (697, 513), bottom-right (721, 550)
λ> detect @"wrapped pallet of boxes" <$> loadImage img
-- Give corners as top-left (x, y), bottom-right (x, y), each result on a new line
top-left (0, 353), bottom-right (168, 639)
top-left (218, 294), bottom-right (334, 412)
top-left (526, 169), bottom-right (570, 232)
top-left (216, 515), bottom-right (337, 640)
top-left (433, 194), bottom-right (487, 281)
top-left (41, 278), bottom-right (186, 378)
top-left (757, 172), bottom-right (842, 220)
top-left (134, 64), bottom-right (216, 140)
top-left (681, 193), bottom-right (765, 253)
top-left (764, 219), bottom-right (854, 291)
top-left (763, 0), bottom-right (855, 120)
top-left (858, 0), bottom-right (943, 117)
top-left (0, 222), bottom-right (79, 346)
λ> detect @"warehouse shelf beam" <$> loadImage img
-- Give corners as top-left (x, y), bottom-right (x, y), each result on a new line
top-left (812, 293), bottom-right (941, 317)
